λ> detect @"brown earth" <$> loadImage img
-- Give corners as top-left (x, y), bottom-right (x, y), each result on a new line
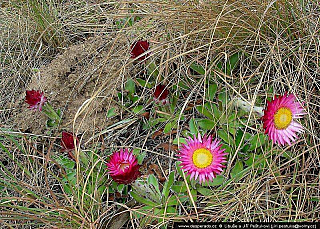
top-left (13, 35), bottom-right (132, 138)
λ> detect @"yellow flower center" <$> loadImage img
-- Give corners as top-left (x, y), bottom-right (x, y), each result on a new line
top-left (274, 107), bottom-right (292, 130)
top-left (192, 148), bottom-right (213, 169)
top-left (119, 162), bottom-right (130, 171)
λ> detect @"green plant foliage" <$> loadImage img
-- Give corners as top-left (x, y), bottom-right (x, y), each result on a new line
top-left (197, 119), bottom-right (216, 130)
top-left (206, 83), bottom-right (218, 101)
top-left (131, 172), bottom-right (179, 228)
top-left (125, 79), bottom-right (136, 95)
top-left (190, 62), bottom-right (205, 75)
top-left (230, 161), bottom-right (244, 178)
top-left (189, 118), bottom-right (198, 135)
top-left (225, 52), bottom-right (241, 75)
top-left (137, 78), bottom-right (152, 88)
top-left (107, 108), bottom-right (117, 118)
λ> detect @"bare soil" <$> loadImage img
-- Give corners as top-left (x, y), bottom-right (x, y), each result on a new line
top-left (12, 35), bottom-right (131, 137)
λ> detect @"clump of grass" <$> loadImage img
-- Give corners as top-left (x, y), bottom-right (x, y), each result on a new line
top-left (1, 0), bottom-right (319, 228)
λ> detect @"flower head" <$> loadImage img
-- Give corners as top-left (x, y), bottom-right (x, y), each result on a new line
top-left (25, 90), bottom-right (47, 111)
top-left (153, 84), bottom-right (169, 105)
top-left (61, 131), bottom-right (79, 160)
top-left (131, 40), bottom-right (149, 60)
top-left (262, 93), bottom-right (306, 146)
top-left (107, 149), bottom-right (141, 184)
top-left (177, 134), bottom-right (227, 184)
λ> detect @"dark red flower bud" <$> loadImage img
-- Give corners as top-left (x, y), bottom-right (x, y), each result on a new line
top-left (131, 40), bottom-right (150, 60)
top-left (106, 149), bottom-right (141, 184)
top-left (61, 132), bottom-right (79, 161)
top-left (61, 131), bottom-right (79, 151)
top-left (25, 90), bottom-right (47, 111)
top-left (153, 84), bottom-right (169, 105)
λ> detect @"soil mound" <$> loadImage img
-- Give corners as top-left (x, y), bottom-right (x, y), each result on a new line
top-left (14, 35), bottom-right (129, 136)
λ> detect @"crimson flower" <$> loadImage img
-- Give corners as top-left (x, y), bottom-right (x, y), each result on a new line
top-left (25, 90), bottom-right (47, 111)
top-left (131, 40), bottom-right (150, 60)
top-left (61, 131), bottom-right (79, 160)
top-left (106, 149), bottom-right (141, 184)
top-left (153, 84), bottom-right (169, 105)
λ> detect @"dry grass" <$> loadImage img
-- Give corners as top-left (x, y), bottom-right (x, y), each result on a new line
top-left (0, 0), bottom-right (319, 228)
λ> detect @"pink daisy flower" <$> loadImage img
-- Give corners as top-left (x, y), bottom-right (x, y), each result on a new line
top-left (262, 93), bottom-right (306, 146)
top-left (177, 134), bottom-right (227, 184)
top-left (153, 84), bottom-right (169, 105)
top-left (25, 90), bottom-right (47, 111)
top-left (106, 149), bottom-right (141, 184)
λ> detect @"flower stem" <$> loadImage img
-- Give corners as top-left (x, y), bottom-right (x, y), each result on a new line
top-left (42, 102), bottom-right (62, 127)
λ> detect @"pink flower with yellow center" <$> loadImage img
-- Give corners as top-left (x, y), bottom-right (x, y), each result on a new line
top-left (178, 134), bottom-right (227, 184)
top-left (25, 90), bottom-right (47, 111)
top-left (106, 149), bottom-right (141, 184)
top-left (262, 93), bottom-right (306, 146)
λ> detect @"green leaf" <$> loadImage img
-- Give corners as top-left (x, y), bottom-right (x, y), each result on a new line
top-left (147, 62), bottom-right (159, 77)
top-left (46, 119), bottom-right (56, 127)
top-left (190, 189), bottom-right (197, 203)
top-left (133, 149), bottom-right (146, 164)
top-left (125, 79), bottom-right (135, 94)
top-left (212, 104), bottom-right (221, 119)
top-left (167, 195), bottom-right (179, 206)
top-left (197, 187), bottom-right (212, 196)
top-left (166, 206), bottom-right (177, 214)
top-left (117, 184), bottom-right (125, 192)
top-left (107, 108), bottom-right (116, 118)
top-left (171, 95), bottom-right (178, 113)
top-left (178, 81), bottom-right (190, 90)
top-left (207, 83), bottom-right (217, 101)
top-left (171, 182), bottom-right (187, 193)
top-left (148, 174), bottom-right (161, 196)
top-left (117, 92), bottom-right (122, 101)
top-left (235, 129), bottom-right (244, 147)
top-left (283, 151), bottom-right (293, 159)
top-left (147, 118), bottom-right (167, 128)
top-left (172, 137), bottom-right (187, 145)
top-left (190, 63), bottom-right (205, 75)
top-left (245, 153), bottom-right (254, 166)
top-left (230, 161), bottom-right (243, 178)
top-left (226, 52), bottom-right (240, 75)
top-left (221, 143), bottom-right (232, 154)
top-left (56, 155), bottom-right (75, 170)
top-left (218, 91), bottom-right (228, 105)
top-left (241, 144), bottom-right (250, 153)
top-left (196, 105), bottom-right (214, 119)
top-left (175, 161), bottom-right (184, 178)
top-left (137, 152), bottom-right (146, 164)
top-left (217, 129), bottom-right (231, 144)
top-left (198, 119), bottom-right (215, 130)
top-left (228, 113), bottom-right (237, 123)
top-left (189, 118), bottom-right (198, 135)
top-left (249, 134), bottom-right (267, 151)
top-left (203, 175), bottom-right (224, 186)
top-left (133, 105), bottom-right (144, 114)
top-left (130, 95), bottom-right (139, 103)
top-left (136, 78), bottom-right (152, 88)
top-left (216, 61), bottom-right (223, 70)
top-left (162, 171), bottom-right (175, 201)
top-left (131, 192), bottom-right (158, 207)
top-left (164, 121), bottom-right (175, 134)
